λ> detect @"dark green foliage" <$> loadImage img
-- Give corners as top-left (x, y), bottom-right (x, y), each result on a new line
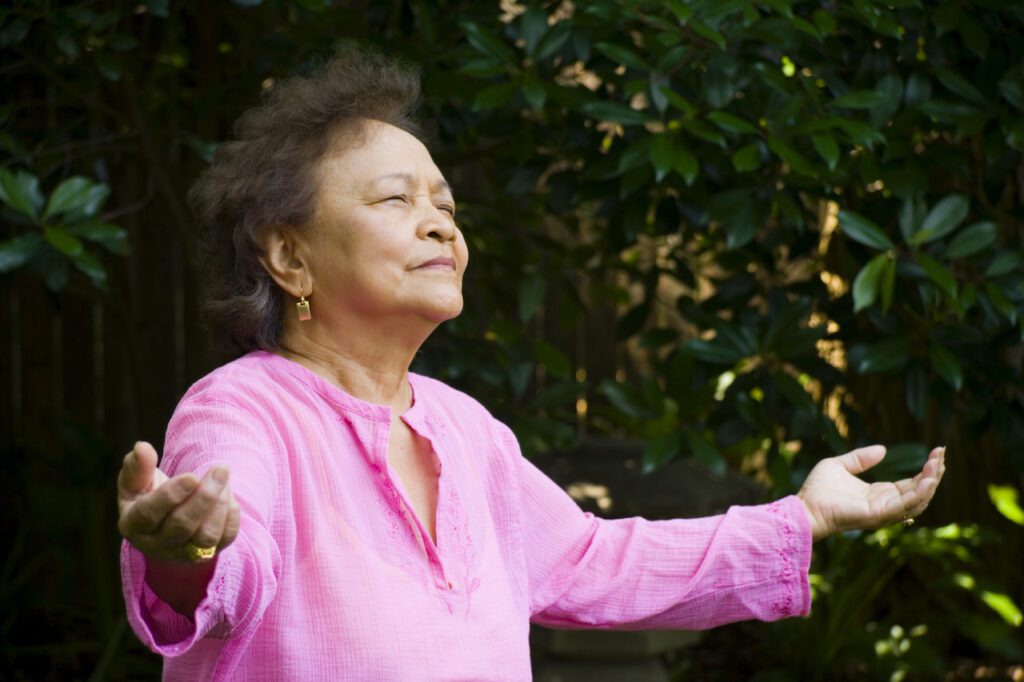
top-left (1, 0), bottom-right (1022, 679)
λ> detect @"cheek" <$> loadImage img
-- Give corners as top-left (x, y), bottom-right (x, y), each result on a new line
top-left (456, 232), bottom-right (470, 272)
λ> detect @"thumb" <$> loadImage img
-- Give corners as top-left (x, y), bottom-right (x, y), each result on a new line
top-left (834, 445), bottom-right (886, 475)
top-left (118, 441), bottom-right (159, 497)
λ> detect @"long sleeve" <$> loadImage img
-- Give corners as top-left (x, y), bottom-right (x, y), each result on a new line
top-left (120, 398), bottom-right (282, 657)
top-left (501, 427), bottom-right (812, 630)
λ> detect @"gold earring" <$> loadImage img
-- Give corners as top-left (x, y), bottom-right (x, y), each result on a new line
top-left (296, 286), bottom-right (311, 321)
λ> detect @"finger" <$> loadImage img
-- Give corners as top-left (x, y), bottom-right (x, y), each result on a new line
top-left (119, 473), bottom-right (200, 537)
top-left (220, 488), bottom-right (241, 550)
top-left (891, 451), bottom-right (943, 495)
top-left (834, 445), bottom-right (887, 475)
top-left (903, 477), bottom-right (939, 519)
top-left (117, 442), bottom-right (159, 497)
top-left (189, 485), bottom-right (231, 549)
top-left (157, 467), bottom-right (230, 546)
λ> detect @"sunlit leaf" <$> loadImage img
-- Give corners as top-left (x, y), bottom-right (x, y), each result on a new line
top-left (980, 591), bottom-right (1023, 627)
top-left (987, 484), bottom-right (1024, 526)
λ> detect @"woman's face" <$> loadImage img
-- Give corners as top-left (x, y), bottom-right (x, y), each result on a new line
top-left (305, 120), bottom-right (468, 328)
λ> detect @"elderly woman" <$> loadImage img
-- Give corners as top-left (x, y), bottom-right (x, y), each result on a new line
top-left (116, 50), bottom-right (945, 681)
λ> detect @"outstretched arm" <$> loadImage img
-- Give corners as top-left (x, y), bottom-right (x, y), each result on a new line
top-left (117, 441), bottom-right (241, 615)
top-left (798, 445), bottom-right (946, 541)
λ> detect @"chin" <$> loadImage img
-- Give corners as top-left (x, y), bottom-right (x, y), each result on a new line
top-left (425, 294), bottom-right (464, 323)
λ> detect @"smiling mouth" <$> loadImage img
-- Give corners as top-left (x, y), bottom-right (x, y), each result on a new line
top-left (416, 257), bottom-right (456, 270)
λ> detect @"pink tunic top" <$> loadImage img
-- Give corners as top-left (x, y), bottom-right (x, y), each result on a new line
top-left (121, 351), bottom-right (812, 681)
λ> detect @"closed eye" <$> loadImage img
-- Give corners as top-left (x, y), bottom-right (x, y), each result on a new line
top-left (382, 194), bottom-right (409, 205)
top-left (437, 204), bottom-right (456, 217)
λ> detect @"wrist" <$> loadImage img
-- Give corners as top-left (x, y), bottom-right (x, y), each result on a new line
top-left (798, 495), bottom-right (829, 542)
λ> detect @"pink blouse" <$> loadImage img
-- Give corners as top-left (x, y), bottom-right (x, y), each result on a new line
top-left (121, 350), bottom-right (812, 681)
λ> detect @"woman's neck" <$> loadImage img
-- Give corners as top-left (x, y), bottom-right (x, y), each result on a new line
top-left (276, 321), bottom-right (426, 413)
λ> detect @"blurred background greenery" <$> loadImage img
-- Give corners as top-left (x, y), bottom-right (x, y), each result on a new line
top-left (1, 0), bottom-right (1022, 680)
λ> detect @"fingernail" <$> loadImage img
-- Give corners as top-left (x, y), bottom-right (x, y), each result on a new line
top-left (211, 467), bottom-right (229, 485)
top-left (179, 476), bottom-right (199, 493)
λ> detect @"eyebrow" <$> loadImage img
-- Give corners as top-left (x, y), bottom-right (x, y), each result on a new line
top-left (368, 172), bottom-right (452, 194)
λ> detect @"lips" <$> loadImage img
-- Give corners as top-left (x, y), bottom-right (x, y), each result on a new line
top-left (415, 256), bottom-right (456, 270)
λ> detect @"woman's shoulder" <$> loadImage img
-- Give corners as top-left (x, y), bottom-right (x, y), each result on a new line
top-left (177, 350), bottom-right (291, 408)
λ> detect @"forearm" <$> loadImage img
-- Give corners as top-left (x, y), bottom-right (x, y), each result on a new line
top-left (145, 556), bottom-right (217, 618)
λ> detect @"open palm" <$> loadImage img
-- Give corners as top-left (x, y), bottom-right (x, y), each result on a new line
top-left (798, 445), bottom-right (946, 541)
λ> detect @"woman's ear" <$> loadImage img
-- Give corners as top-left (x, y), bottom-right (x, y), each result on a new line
top-left (258, 225), bottom-right (312, 297)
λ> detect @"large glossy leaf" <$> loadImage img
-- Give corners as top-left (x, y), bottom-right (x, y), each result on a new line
top-left (946, 221), bottom-right (997, 259)
top-left (601, 380), bottom-right (661, 419)
top-left (830, 90), bottom-right (890, 109)
top-left (581, 101), bottom-right (651, 125)
top-left (71, 249), bottom-right (106, 284)
top-left (643, 433), bottom-right (681, 473)
top-left (772, 372), bottom-right (817, 415)
top-left (917, 253), bottom-right (958, 298)
top-left (0, 167), bottom-right (44, 219)
top-left (43, 226), bottom-right (84, 256)
top-left (767, 137), bottom-right (817, 177)
top-left (929, 340), bottom-right (964, 390)
top-left (707, 111), bottom-right (757, 134)
top-left (461, 22), bottom-right (516, 63)
top-left (686, 429), bottom-right (725, 475)
top-left (853, 253), bottom-right (888, 312)
top-left (594, 41), bottom-right (649, 70)
top-left (811, 133), bottom-right (839, 170)
top-left (839, 210), bottom-right (895, 250)
top-left (911, 194), bottom-right (970, 245)
top-left (0, 232), bottom-right (43, 272)
top-left (857, 337), bottom-right (910, 374)
top-left (42, 176), bottom-right (109, 221)
top-left (985, 251), bottom-right (1020, 278)
top-left (532, 340), bottom-right (570, 379)
top-left (533, 23), bottom-right (571, 61)
top-left (731, 143), bottom-right (761, 172)
top-left (684, 338), bottom-right (745, 365)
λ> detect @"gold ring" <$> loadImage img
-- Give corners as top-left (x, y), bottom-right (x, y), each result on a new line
top-left (184, 542), bottom-right (217, 561)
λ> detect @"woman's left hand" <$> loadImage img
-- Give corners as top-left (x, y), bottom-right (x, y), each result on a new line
top-left (798, 445), bottom-right (946, 541)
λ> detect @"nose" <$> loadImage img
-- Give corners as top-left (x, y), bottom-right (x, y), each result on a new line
top-left (419, 203), bottom-right (457, 242)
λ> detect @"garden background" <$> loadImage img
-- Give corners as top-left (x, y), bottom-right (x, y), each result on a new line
top-left (1, 0), bottom-right (1022, 680)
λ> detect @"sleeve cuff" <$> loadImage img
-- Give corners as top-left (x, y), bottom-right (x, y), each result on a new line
top-left (120, 541), bottom-right (231, 656)
top-left (766, 495), bottom-right (813, 619)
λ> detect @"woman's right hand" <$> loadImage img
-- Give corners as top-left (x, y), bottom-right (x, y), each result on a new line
top-left (117, 441), bottom-right (241, 562)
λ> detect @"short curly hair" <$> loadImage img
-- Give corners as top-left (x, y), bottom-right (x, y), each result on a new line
top-left (189, 46), bottom-right (423, 355)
